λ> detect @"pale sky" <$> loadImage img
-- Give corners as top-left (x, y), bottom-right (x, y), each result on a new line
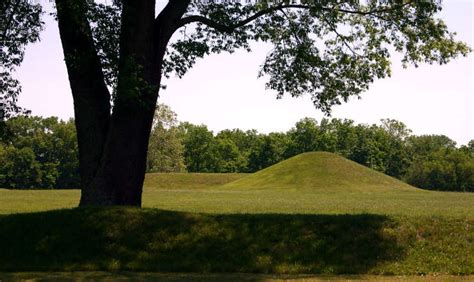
top-left (15, 1), bottom-right (474, 145)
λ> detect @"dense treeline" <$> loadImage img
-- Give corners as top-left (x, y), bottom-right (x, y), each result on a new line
top-left (0, 117), bottom-right (79, 188)
top-left (1, 106), bottom-right (473, 191)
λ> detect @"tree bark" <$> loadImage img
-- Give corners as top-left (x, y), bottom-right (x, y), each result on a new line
top-left (55, 0), bottom-right (111, 202)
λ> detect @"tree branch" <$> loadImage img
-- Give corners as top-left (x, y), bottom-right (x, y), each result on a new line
top-left (155, 0), bottom-right (192, 39)
top-left (177, 1), bottom-right (414, 33)
top-left (322, 18), bottom-right (362, 57)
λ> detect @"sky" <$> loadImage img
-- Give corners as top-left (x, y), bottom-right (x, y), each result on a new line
top-left (15, 1), bottom-right (474, 145)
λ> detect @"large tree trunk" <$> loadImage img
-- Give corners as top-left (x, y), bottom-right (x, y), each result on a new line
top-left (56, 0), bottom-right (190, 206)
top-left (81, 0), bottom-right (159, 206)
top-left (55, 0), bottom-right (111, 198)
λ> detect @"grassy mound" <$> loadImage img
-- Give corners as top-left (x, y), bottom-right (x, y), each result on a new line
top-left (224, 152), bottom-right (417, 192)
top-left (0, 208), bottom-right (472, 274)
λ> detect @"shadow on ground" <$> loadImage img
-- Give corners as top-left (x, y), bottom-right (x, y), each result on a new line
top-left (0, 208), bottom-right (403, 274)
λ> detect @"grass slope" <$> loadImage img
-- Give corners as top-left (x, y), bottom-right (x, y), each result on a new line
top-left (224, 152), bottom-right (416, 191)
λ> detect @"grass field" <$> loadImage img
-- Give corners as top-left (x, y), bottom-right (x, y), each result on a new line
top-left (0, 152), bottom-right (473, 276)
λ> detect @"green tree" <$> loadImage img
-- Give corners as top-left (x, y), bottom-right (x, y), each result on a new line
top-left (0, 145), bottom-right (45, 188)
top-left (216, 129), bottom-right (259, 168)
top-left (26, 0), bottom-right (471, 205)
top-left (147, 104), bottom-right (186, 173)
top-left (405, 149), bottom-right (474, 192)
top-left (317, 118), bottom-right (338, 153)
top-left (214, 129), bottom-right (252, 172)
top-left (406, 135), bottom-right (457, 158)
top-left (378, 119), bottom-right (411, 178)
top-left (1, 116), bottom-right (80, 189)
top-left (327, 119), bottom-right (357, 158)
top-left (248, 132), bottom-right (289, 171)
top-left (286, 118), bottom-right (320, 156)
top-left (47, 118), bottom-right (80, 188)
top-left (215, 138), bottom-right (247, 173)
top-left (181, 123), bottom-right (219, 172)
top-left (348, 125), bottom-right (381, 171)
top-left (460, 140), bottom-right (474, 156)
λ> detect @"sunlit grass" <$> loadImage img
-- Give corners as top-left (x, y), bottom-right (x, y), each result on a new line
top-left (2, 185), bottom-right (473, 218)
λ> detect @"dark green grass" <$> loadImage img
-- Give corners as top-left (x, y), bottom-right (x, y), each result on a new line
top-left (0, 208), bottom-right (472, 274)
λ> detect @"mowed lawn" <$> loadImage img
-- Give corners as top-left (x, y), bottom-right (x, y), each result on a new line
top-left (1, 177), bottom-right (474, 217)
top-left (2, 179), bottom-right (473, 217)
top-left (0, 153), bottom-right (473, 275)
top-left (0, 173), bottom-right (246, 215)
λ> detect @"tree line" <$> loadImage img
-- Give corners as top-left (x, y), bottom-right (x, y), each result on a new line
top-left (1, 105), bottom-right (473, 192)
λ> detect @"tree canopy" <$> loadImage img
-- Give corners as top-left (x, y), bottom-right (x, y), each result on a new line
top-left (87, 0), bottom-right (472, 112)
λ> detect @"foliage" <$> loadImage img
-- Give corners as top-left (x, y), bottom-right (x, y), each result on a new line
top-left (0, 116), bottom-right (79, 189)
top-left (214, 137), bottom-right (247, 173)
top-left (405, 148), bottom-right (474, 192)
top-left (39, 0), bottom-right (464, 108)
top-left (180, 122), bottom-right (220, 173)
top-left (87, 2), bottom-right (121, 95)
top-left (169, 1), bottom-right (471, 113)
top-left (147, 104), bottom-right (186, 173)
top-left (0, 145), bottom-right (44, 188)
top-left (247, 132), bottom-right (289, 172)
top-left (0, 0), bottom-right (43, 118)
top-left (81, 1), bottom-right (471, 115)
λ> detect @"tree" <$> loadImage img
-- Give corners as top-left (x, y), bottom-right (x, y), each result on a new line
top-left (0, 116), bottom-right (80, 189)
top-left (147, 104), bottom-right (186, 173)
top-left (460, 140), bottom-right (474, 156)
top-left (50, 0), bottom-right (470, 206)
top-left (406, 134), bottom-right (457, 159)
top-left (181, 123), bottom-right (219, 172)
top-left (378, 119), bottom-right (411, 178)
top-left (286, 117), bottom-right (320, 156)
top-left (405, 149), bottom-right (474, 192)
top-left (215, 138), bottom-right (247, 173)
top-left (51, 119), bottom-right (80, 188)
top-left (0, 145), bottom-right (44, 189)
top-left (248, 132), bottom-right (289, 171)
top-left (349, 124), bottom-right (387, 171)
top-left (214, 131), bottom-right (248, 172)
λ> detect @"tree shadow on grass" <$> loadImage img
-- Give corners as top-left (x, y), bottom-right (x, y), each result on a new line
top-left (0, 272), bottom-right (373, 282)
top-left (0, 208), bottom-right (404, 274)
